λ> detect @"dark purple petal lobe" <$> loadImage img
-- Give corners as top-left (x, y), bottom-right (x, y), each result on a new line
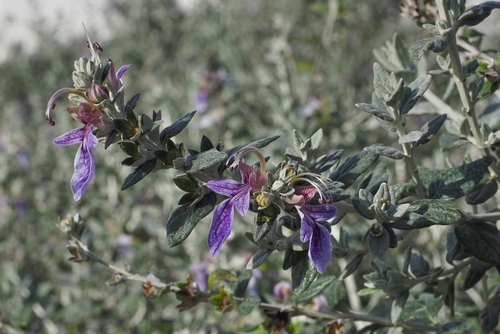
top-left (207, 198), bottom-right (235, 256)
top-left (309, 222), bottom-right (332, 273)
top-left (71, 143), bottom-right (95, 201)
top-left (305, 204), bottom-right (338, 221)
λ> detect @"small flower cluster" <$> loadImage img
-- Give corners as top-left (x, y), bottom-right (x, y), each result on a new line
top-left (46, 37), bottom-right (130, 200)
top-left (206, 147), bottom-right (338, 273)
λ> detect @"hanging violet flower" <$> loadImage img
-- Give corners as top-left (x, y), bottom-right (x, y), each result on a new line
top-left (51, 103), bottom-right (105, 201)
top-left (284, 186), bottom-right (338, 273)
top-left (206, 148), bottom-right (267, 256)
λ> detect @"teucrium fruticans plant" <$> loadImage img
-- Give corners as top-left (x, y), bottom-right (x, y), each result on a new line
top-left (47, 1), bottom-right (500, 332)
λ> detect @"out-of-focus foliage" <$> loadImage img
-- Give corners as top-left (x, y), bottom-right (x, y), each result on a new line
top-left (1, 0), bottom-right (469, 332)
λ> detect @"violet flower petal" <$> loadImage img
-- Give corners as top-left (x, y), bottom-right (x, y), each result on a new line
top-left (308, 222), bottom-right (332, 273)
top-left (207, 198), bottom-right (235, 256)
top-left (70, 141), bottom-right (95, 201)
top-left (53, 127), bottom-right (87, 146)
top-left (206, 179), bottom-right (248, 197)
top-left (116, 64), bottom-right (131, 79)
top-left (299, 213), bottom-right (313, 243)
top-left (305, 203), bottom-right (338, 221)
top-left (69, 126), bottom-right (98, 201)
top-left (233, 189), bottom-right (250, 216)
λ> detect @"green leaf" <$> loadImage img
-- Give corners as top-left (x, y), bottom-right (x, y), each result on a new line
top-left (365, 225), bottom-right (390, 258)
top-left (246, 249), bottom-right (272, 269)
top-left (422, 23), bottom-right (440, 36)
top-left (121, 159), bottom-right (157, 190)
top-left (458, 1), bottom-right (500, 27)
top-left (463, 259), bottom-right (493, 290)
top-left (392, 199), bottom-right (463, 230)
top-left (316, 149), bottom-right (344, 173)
top-left (373, 34), bottom-right (413, 73)
top-left (400, 293), bottom-right (442, 323)
top-left (237, 295), bottom-right (261, 316)
top-left (439, 132), bottom-right (470, 149)
top-left (340, 253), bottom-right (366, 280)
top-left (398, 75), bottom-right (432, 115)
top-left (160, 111), bottom-right (196, 142)
top-left (352, 194), bottom-right (375, 220)
top-left (293, 275), bottom-right (335, 303)
top-left (479, 305), bottom-right (500, 334)
top-left (118, 142), bottom-right (140, 158)
top-left (364, 145), bottom-right (404, 160)
top-left (455, 221), bottom-right (500, 265)
top-left (398, 131), bottom-right (423, 144)
top-left (415, 114), bottom-right (447, 146)
top-left (355, 94), bottom-right (395, 122)
top-left (234, 270), bottom-right (252, 298)
top-left (373, 63), bottom-right (405, 107)
top-left (420, 156), bottom-right (492, 199)
top-left (184, 149), bottom-right (227, 174)
top-left (330, 151), bottom-right (379, 188)
top-left (172, 175), bottom-right (198, 193)
top-left (359, 162), bottom-right (389, 195)
top-left (310, 128), bottom-right (323, 151)
top-left (358, 288), bottom-right (378, 296)
top-left (166, 192), bottom-right (217, 247)
top-left (409, 37), bottom-right (447, 60)
top-left (391, 290), bottom-right (410, 323)
top-left (409, 252), bottom-right (430, 277)
top-left (324, 280), bottom-right (346, 308)
top-left (207, 269), bottom-right (238, 291)
top-left (226, 135), bottom-right (281, 161)
top-left (466, 180), bottom-right (498, 205)
top-left (291, 255), bottom-right (318, 294)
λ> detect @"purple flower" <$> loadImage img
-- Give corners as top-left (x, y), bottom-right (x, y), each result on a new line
top-left (273, 280), bottom-right (292, 301)
top-left (54, 122), bottom-right (98, 201)
top-left (206, 161), bottom-right (266, 256)
top-left (51, 103), bottom-right (104, 201)
top-left (285, 187), bottom-right (338, 273)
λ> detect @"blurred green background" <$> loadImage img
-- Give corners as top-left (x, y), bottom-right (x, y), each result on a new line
top-left (0, 0), bottom-right (469, 332)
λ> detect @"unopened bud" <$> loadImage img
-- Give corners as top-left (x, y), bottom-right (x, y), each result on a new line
top-left (86, 84), bottom-right (109, 104)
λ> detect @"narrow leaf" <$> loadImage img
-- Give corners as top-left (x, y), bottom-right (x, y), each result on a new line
top-left (237, 295), bottom-right (261, 315)
top-left (330, 151), bottom-right (379, 188)
top-left (415, 114), bottom-right (447, 146)
top-left (293, 276), bottom-right (335, 303)
top-left (409, 37), bottom-right (447, 60)
top-left (455, 221), bottom-right (500, 265)
top-left (166, 192), bottom-right (216, 247)
top-left (160, 111), bottom-right (196, 142)
top-left (364, 145), bottom-right (404, 160)
top-left (121, 159), bottom-right (157, 190)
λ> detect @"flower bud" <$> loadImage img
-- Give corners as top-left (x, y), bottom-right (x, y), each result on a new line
top-left (86, 83), bottom-right (109, 104)
top-left (273, 280), bottom-right (292, 301)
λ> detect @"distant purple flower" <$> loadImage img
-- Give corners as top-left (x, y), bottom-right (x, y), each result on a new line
top-left (206, 161), bottom-right (266, 256)
top-left (285, 187), bottom-right (338, 273)
top-left (311, 294), bottom-right (328, 311)
top-left (273, 281), bottom-right (292, 301)
top-left (189, 262), bottom-right (208, 292)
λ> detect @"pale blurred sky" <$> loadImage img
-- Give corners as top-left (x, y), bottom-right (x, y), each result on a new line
top-left (0, 0), bottom-right (112, 62)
